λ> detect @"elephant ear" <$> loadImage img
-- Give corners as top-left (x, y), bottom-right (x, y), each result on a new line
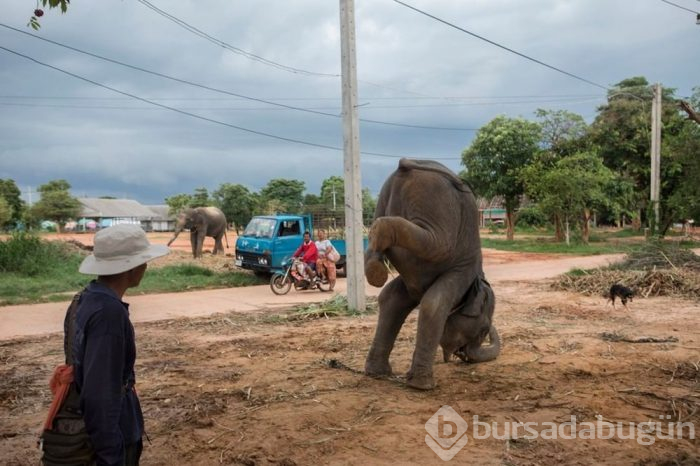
top-left (451, 277), bottom-right (485, 317)
top-left (191, 210), bottom-right (206, 225)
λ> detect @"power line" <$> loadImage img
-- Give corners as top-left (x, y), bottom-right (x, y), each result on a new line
top-left (0, 46), bottom-right (461, 160)
top-left (391, 0), bottom-right (611, 91)
top-left (0, 23), bottom-right (479, 131)
top-left (136, 0), bottom-right (338, 77)
top-left (133, 0), bottom-right (457, 99)
top-left (659, 0), bottom-right (700, 14)
top-left (0, 92), bottom-right (604, 102)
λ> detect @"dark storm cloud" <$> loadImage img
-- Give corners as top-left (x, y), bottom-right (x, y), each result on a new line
top-left (1, 0), bottom-right (698, 205)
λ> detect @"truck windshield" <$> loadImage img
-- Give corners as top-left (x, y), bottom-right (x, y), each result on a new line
top-left (242, 218), bottom-right (277, 238)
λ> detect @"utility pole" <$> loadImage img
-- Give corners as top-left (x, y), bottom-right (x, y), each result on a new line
top-left (650, 83), bottom-right (662, 234)
top-left (339, 0), bottom-right (365, 312)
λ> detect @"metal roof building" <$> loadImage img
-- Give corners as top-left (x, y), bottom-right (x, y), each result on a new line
top-left (78, 198), bottom-right (161, 228)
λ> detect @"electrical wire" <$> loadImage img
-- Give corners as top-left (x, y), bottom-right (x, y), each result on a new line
top-left (0, 45), bottom-right (461, 160)
top-left (135, 0), bottom-right (449, 99)
top-left (391, 0), bottom-right (611, 92)
top-left (660, 0), bottom-right (700, 14)
top-left (0, 23), bottom-right (478, 131)
top-left (136, 0), bottom-right (337, 77)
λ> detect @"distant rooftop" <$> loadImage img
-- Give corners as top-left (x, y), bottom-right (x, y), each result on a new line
top-left (79, 198), bottom-right (159, 219)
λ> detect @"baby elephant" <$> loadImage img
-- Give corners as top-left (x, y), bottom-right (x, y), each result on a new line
top-left (440, 277), bottom-right (500, 363)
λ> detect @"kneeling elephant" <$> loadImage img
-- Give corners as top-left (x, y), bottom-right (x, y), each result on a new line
top-left (364, 158), bottom-right (500, 390)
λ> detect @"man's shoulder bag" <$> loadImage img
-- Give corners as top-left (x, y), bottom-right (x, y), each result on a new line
top-left (38, 291), bottom-right (95, 466)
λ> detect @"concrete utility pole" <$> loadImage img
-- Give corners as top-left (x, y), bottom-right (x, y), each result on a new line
top-left (339, 0), bottom-right (365, 312)
top-left (650, 83), bottom-right (662, 233)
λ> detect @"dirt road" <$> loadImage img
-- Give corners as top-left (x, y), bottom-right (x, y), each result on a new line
top-left (0, 250), bottom-right (624, 340)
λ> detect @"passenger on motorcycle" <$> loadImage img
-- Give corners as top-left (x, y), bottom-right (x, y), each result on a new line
top-left (293, 231), bottom-right (318, 281)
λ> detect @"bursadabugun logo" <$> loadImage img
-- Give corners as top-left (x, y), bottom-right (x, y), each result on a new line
top-left (424, 406), bottom-right (469, 461)
top-left (426, 406), bottom-right (696, 461)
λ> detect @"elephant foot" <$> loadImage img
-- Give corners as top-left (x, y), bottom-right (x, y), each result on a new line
top-left (365, 254), bottom-right (388, 288)
top-left (364, 358), bottom-right (392, 378)
top-left (406, 370), bottom-right (436, 390)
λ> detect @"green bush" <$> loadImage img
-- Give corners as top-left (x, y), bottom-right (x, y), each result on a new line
top-left (0, 232), bottom-right (81, 276)
top-left (517, 206), bottom-right (548, 228)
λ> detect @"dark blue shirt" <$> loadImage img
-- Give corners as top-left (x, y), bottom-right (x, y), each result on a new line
top-left (66, 280), bottom-right (143, 466)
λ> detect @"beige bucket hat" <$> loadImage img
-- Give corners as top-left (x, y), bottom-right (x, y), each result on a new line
top-left (79, 224), bottom-right (169, 275)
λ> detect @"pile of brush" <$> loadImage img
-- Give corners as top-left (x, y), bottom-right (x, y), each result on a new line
top-left (553, 241), bottom-right (700, 300)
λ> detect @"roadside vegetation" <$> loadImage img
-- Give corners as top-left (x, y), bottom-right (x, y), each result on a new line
top-left (0, 233), bottom-right (264, 306)
top-left (481, 223), bottom-right (698, 255)
top-left (554, 240), bottom-right (700, 300)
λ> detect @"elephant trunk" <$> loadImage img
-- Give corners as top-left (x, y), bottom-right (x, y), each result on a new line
top-left (462, 326), bottom-right (501, 363)
top-left (167, 226), bottom-right (182, 247)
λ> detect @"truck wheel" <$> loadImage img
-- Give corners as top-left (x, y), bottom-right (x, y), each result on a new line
top-left (336, 262), bottom-right (347, 277)
top-left (270, 273), bottom-right (292, 295)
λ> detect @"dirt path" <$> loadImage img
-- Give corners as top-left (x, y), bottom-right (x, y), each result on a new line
top-left (0, 251), bottom-right (624, 340)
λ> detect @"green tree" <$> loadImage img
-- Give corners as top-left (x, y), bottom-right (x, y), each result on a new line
top-left (30, 179), bottom-right (81, 233)
top-left (588, 76), bottom-right (681, 230)
top-left (320, 176), bottom-right (344, 211)
top-left (0, 197), bottom-right (12, 229)
top-left (164, 193), bottom-right (193, 216)
top-left (190, 187), bottom-right (210, 208)
top-left (212, 183), bottom-right (256, 232)
top-left (362, 188), bottom-right (377, 226)
top-left (534, 109), bottom-right (590, 239)
top-left (0, 179), bottom-right (25, 229)
top-left (523, 152), bottom-right (621, 244)
top-left (535, 109), bottom-right (589, 158)
top-left (259, 179), bottom-right (305, 213)
top-left (461, 115), bottom-right (542, 240)
top-left (657, 88), bottom-right (700, 234)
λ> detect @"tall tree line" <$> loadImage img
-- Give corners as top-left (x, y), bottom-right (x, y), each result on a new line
top-left (461, 76), bottom-right (700, 242)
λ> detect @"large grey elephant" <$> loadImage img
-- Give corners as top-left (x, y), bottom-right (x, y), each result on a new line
top-left (364, 158), bottom-right (500, 390)
top-left (167, 206), bottom-right (228, 258)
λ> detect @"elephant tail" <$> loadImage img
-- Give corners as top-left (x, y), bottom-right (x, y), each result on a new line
top-left (224, 230), bottom-right (230, 249)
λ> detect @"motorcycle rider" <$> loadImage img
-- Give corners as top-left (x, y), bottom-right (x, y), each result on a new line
top-left (292, 231), bottom-right (318, 281)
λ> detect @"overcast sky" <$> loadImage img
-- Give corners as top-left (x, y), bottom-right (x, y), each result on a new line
top-left (1, 0), bottom-right (698, 206)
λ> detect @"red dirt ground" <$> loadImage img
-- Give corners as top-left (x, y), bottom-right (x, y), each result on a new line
top-left (0, 234), bottom-right (698, 465)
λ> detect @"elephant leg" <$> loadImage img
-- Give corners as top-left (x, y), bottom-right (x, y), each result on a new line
top-left (190, 231), bottom-right (198, 258)
top-left (196, 231), bottom-right (206, 258)
top-left (368, 216), bottom-right (453, 262)
top-left (408, 270), bottom-right (477, 390)
top-left (213, 235), bottom-right (224, 255)
top-left (365, 277), bottom-right (418, 378)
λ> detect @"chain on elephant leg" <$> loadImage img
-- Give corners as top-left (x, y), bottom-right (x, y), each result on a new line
top-left (406, 364), bottom-right (435, 390)
top-left (364, 347), bottom-right (392, 378)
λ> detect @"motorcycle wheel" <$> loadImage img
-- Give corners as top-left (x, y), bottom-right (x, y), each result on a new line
top-left (270, 273), bottom-right (292, 295)
top-left (316, 278), bottom-right (332, 292)
top-left (294, 280), bottom-right (308, 291)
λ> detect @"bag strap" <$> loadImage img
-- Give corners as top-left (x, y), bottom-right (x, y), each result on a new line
top-left (63, 292), bottom-right (83, 365)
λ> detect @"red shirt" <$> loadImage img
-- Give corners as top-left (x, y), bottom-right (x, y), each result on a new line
top-left (293, 240), bottom-right (318, 264)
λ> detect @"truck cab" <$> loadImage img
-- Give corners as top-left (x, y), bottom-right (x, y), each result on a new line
top-left (234, 215), bottom-right (310, 273)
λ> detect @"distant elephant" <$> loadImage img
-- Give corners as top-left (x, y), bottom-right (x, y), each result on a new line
top-left (364, 158), bottom-right (500, 390)
top-left (167, 206), bottom-right (228, 258)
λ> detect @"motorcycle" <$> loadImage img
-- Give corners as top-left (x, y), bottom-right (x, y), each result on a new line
top-left (270, 257), bottom-right (331, 295)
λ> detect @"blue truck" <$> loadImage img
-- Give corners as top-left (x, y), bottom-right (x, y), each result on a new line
top-left (235, 214), bottom-right (365, 274)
